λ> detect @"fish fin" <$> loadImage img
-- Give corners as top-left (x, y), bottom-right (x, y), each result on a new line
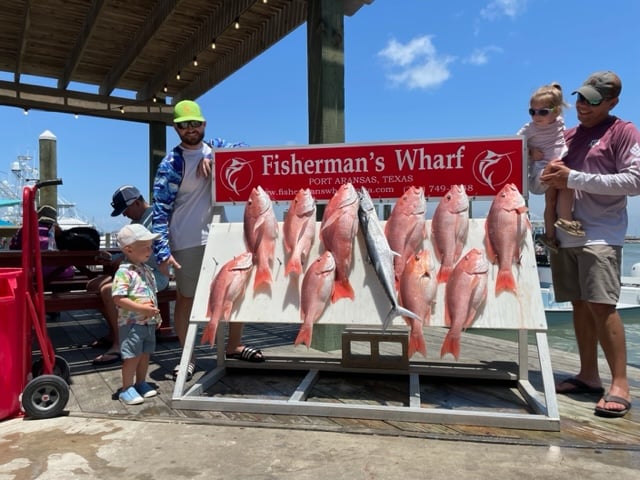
top-left (440, 332), bottom-right (460, 360)
top-left (383, 306), bottom-right (419, 330)
top-left (331, 279), bottom-right (355, 303)
top-left (396, 305), bottom-right (421, 322)
top-left (408, 328), bottom-right (427, 358)
top-left (285, 257), bottom-right (302, 277)
top-left (436, 265), bottom-right (452, 283)
top-left (495, 269), bottom-right (517, 295)
top-left (294, 323), bottom-right (313, 348)
top-left (253, 266), bottom-right (273, 292)
top-left (200, 322), bottom-right (217, 347)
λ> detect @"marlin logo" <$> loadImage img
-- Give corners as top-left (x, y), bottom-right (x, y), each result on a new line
top-left (222, 157), bottom-right (253, 196)
top-left (473, 150), bottom-right (513, 191)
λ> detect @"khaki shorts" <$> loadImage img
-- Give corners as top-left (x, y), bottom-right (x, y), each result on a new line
top-left (173, 245), bottom-right (206, 298)
top-left (550, 244), bottom-right (621, 305)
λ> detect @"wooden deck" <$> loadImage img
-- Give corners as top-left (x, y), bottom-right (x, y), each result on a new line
top-left (35, 309), bottom-right (640, 449)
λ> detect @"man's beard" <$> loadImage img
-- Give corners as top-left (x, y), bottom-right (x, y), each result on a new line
top-left (180, 130), bottom-right (205, 146)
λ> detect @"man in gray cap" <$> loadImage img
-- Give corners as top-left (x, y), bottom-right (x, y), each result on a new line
top-left (541, 71), bottom-right (640, 418)
top-left (92, 185), bottom-right (169, 365)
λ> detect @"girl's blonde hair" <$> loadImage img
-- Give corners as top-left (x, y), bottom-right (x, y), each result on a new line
top-left (530, 82), bottom-right (570, 115)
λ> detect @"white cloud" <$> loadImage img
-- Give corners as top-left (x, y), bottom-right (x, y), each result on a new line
top-left (480, 0), bottom-right (527, 20)
top-left (378, 35), bottom-right (455, 90)
top-left (464, 46), bottom-right (503, 65)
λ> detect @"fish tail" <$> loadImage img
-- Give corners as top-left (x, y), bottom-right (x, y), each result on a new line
top-left (495, 269), bottom-right (517, 295)
top-left (331, 279), bottom-right (355, 303)
top-left (382, 305), bottom-right (419, 330)
top-left (408, 322), bottom-right (427, 358)
top-left (285, 257), bottom-right (302, 277)
top-left (397, 305), bottom-right (421, 322)
top-left (294, 323), bottom-right (313, 348)
top-left (253, 266), bottom-right (273, 291)
top-left (437, 266), bottom-right (452, 283)
top-left (200, 322), bottom-right (218, 347)
top-left (440, 331), bottom-right (460, 360)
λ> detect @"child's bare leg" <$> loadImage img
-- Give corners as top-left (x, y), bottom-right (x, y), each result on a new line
top-left (135, 353), bottom-right (150, 385)
top-left (556, 187), bottom-right (574, 223)
top-left (540, 188), bottom-right (560, 253)
top-left (543, 188), bottom-right (558, 238)
top-left (121, 356), bottom-right (139, 390)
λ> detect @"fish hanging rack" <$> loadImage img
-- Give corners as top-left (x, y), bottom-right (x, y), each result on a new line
top-left (170, 209), bottom-right (559, 431)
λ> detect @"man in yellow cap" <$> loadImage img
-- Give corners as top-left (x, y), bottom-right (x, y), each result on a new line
top-left (152, 100), bottom-right (264, 382)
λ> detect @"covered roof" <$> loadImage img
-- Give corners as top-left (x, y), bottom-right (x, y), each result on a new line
top-left (0, 0), bottom-right (372, 125)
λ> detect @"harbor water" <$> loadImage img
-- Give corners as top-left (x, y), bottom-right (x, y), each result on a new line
top-left (474, 242), bottom-right (640, 368)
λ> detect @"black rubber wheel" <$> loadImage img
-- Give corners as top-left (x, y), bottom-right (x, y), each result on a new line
top-left (31, 355), bottom-right (71, 385)
top-left (21, 375), bottom-right (69, 419)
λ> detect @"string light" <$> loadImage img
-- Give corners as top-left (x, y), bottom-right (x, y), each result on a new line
top-left (211, 38), bottom-right (216, 49)
top-left (23, 108), bottom-right (29, 115)
top-left (234, 17), bottom-right (240, 29)
top-left (119, 106), bottom-right (125, 114)
top-left (163, 83), bottom-right (168, 93)
top-left (152, 95), bottom-right (157, 103)
top-left (176, 71), bottom-right (181, 80)
top-left (193, 56), bottom-right (198, 67)
top-left (74, 113), bottom-right (79, 119)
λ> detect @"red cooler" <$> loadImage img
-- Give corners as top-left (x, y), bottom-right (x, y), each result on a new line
top-left (0, 268), bottom-right (28, 421)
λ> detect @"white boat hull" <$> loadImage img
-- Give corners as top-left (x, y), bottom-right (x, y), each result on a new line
top-left (538, 265), bottom-right (640, 323)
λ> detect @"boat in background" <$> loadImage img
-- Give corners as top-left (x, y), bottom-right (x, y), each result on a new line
top-left (537, 248), bottom-right (640, 323)
top-left (0, 154), bottom-right (95, 231)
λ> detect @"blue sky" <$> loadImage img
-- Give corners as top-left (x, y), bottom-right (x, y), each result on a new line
top-left (1, 0), bottom-right (640, 233)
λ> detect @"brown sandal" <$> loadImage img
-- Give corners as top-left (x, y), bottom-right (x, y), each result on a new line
top-left (554, 218), bottom-right (585, 237)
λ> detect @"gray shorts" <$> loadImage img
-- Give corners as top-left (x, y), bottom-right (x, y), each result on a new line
top-left (119, 323), bottom-right (157, 359)
top-left (550, 244), bottom-right (621, 305)
top-left (173, 245), bottom-right (206, 298)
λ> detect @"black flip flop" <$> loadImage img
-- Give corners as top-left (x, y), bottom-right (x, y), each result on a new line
top-left (92, 351), bottom-right (122, 366)
top-left (90, 336), bottom-right (113, 349)
top-left (594, 394), bottom-right (632, 418)
top-left (556, 377), bottom-right (604, 395)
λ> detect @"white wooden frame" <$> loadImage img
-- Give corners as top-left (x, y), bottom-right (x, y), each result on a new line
top-left (170, 214), bottom-right (559, 431)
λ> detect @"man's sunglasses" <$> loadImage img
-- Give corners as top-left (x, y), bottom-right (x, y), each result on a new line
top-left (175, 120), bottom-right (203, 129)
top-left (576, 92), bottom-right (606, 106)
top-left (528, 107), bottom-right (555, 117)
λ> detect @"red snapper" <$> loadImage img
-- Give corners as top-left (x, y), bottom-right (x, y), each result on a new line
top-left (484, 183), bottom-right (531, 295)
top-left (243, 186), bottom-right (279, 292)
top-left (440, 248), bottom-right (488, 360)
top-left (399, 250), bottom-right (438, 358)
top-left (283, 188), bottom-right (316, 276)
top-left (320, 183), bottom-right (359, 303)
top-left (200, 251), bottom-right (254, 347)
top-left (384, 186), bottom-right (427, 288)
top-left (431, 184), bottom-right (469, 283)
top-left (295, 251), bottom-right (336, 348)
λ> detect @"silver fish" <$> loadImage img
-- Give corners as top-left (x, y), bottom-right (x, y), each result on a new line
top-left (357, 187), bottom-right (421, 329)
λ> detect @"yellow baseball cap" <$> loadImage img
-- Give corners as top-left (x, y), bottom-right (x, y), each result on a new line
top-left (173, 100), bottom-right (205, 123)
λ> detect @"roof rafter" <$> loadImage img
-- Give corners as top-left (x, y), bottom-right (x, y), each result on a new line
top-left (100, 0), bottom-right (181, 96)
top-left (138, 0), bottom-right (254, 101)
top-left (58, 0), bottom-right (107, 90)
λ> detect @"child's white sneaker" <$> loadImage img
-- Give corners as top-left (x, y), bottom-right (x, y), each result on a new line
top-left (135, 381), bottom-right (158, 398)
top-left (119, 385), bottom-right (144, 405)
